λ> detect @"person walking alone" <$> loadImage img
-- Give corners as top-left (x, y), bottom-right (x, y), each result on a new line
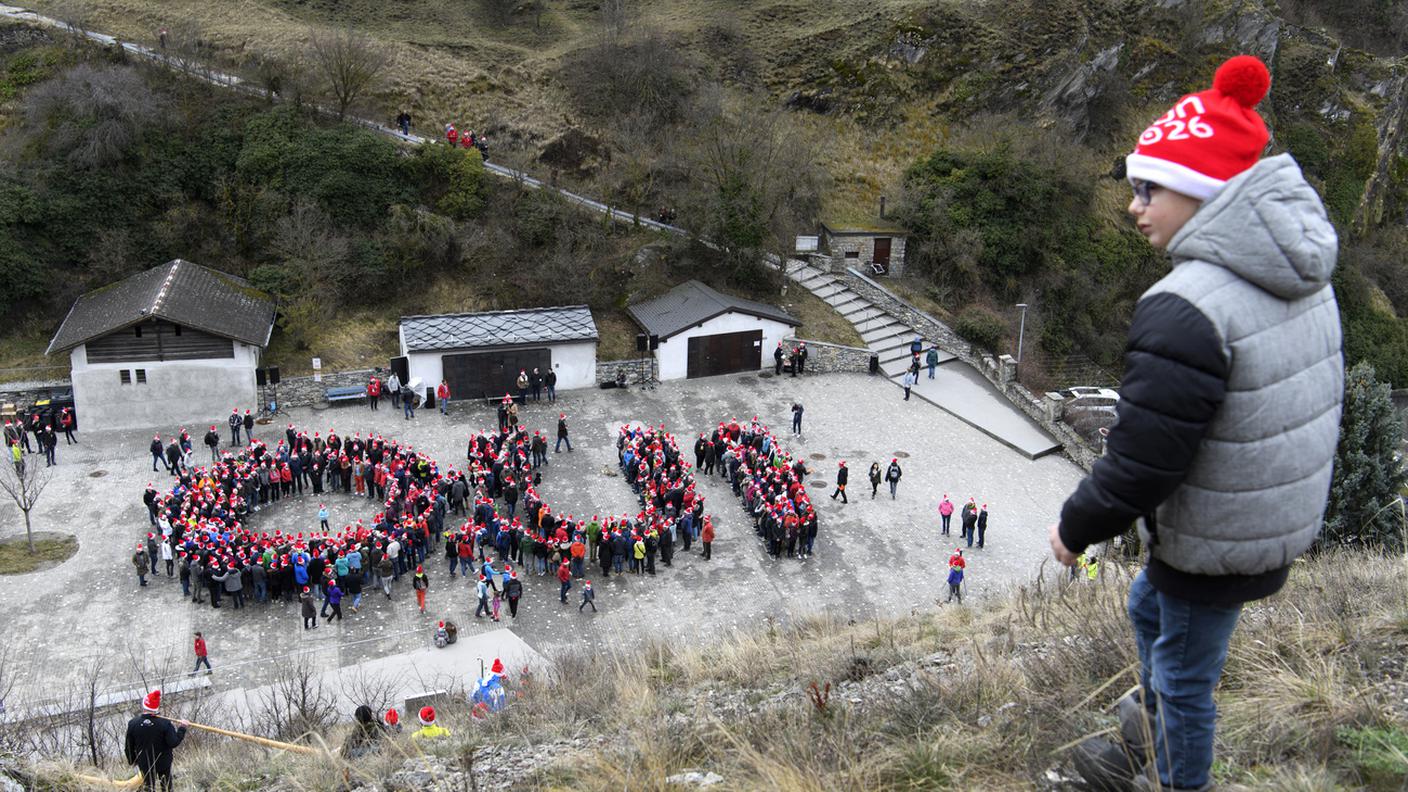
top-left (191, 632), bottom-right (211, 675)
top-left (885, 458), bottom-right (903, 499)
top-left (901, 370), bottom-right (917, 400)
top-left (791, 402), bottom-right (804, 436)
top-left (830, 461), bottom-right (848, 503)
top-left (868, 462), bottom-right (882, 499)
top-left (579, 580), bottom-right (596, 612)
top-left (556, 414), bottom-right (572, 453)
top-left (925, 347), bottom-right (940, 379)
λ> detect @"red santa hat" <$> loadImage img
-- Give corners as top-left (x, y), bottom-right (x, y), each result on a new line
top-left (491, 658), bottom-right (505, 674)
top-left (1126, 55), bottom-right (1270, 202)
top-left (142, 690), bottom-right (162, 713)
top-left (385, 708), bottom-right (399, 726)
top-left (418, 705), bottom-right (436, 725)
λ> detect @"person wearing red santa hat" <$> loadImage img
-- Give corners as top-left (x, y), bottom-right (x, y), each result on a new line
top-left (411, 705), bottom-right (450, 741)
top-left (1058, 55), bottom-right (1342, 792)
top-left (556, 413), bottom-right (572, 453)
top-left (124, 689), bottom-right (188, 791)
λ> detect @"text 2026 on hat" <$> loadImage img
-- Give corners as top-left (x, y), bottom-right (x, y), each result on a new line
top-left (1125, 55), bottom-right (1271, 202)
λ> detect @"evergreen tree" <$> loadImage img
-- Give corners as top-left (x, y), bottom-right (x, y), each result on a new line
top-left (1323, 362), bottom-right (1407, 551)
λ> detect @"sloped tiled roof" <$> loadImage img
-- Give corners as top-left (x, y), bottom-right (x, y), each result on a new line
top-left (46, 260), bottom-right (276, 355)
top-left (400, 306), bottom-right (598, 353)
top-left (627, 280), bottom-right (800, 341)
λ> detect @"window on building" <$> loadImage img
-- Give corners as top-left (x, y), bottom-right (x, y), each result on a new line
top-left (136, 369), bottom-right (147, 384)
top-left (120, 369), bottom-right (131, 385)
top-left (134, 326), bottom-right (142, 338)
top-left (173, 325), bottom-right (182, 336)
top-left (845, 251), bottom-right (860, 259)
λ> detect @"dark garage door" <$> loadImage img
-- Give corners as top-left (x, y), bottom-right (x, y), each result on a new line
top-left (686, 330), bottom-right (763, 379)
top-left (443, 347), bottom-right (552, 402)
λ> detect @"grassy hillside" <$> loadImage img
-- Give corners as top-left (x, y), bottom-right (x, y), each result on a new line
top-left (17, 550), bottom-right (1408, 790)
top-left (7, 0), bottom-right (1408, 385)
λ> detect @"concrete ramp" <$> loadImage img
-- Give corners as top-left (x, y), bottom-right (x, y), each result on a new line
top-left (896, 363), bottom-right (1061, 459)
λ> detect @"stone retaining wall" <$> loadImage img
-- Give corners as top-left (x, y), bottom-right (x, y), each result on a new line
top-left (257, 368), bottom-right (376, 410)
top-left (597, 358), bottom-right (656, 386)
top-left (783, 338), bottom-right (874, 374)
top-left (842, 268), bottom-right (1101, 470)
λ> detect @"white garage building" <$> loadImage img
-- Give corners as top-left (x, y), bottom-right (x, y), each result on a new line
top-left (399, 306), bottom-right (598, 403)
top-left (46, 259), bottom-right (276, 432)
top-left (628, 280), bottom-right (800, 381)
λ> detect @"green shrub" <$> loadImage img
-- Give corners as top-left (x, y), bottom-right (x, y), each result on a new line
top-left (954, 305), bottom-right (1006, 352)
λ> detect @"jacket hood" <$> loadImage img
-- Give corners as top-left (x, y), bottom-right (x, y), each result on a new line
top-left (1166, 154), bottom-right (1337, 299)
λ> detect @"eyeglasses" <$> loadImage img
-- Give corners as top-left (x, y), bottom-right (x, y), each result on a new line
top-left (1131, 179), bottom-right (1157, 207)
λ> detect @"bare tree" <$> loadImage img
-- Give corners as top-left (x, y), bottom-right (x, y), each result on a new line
top-left (256, 655), bottom-right (339, 741)
top-left (21, 63), bottom-right (165, 169)
top-left (307, 27), bottom-right (391, 121)
top-left (161, 19), bottom-right (210, 78)
top-left (44, 0), bottom-right (93, 48)
top-left (686, 90), bottom-right (826, 271)
top-left (0, 450), bottom-right (51, 553)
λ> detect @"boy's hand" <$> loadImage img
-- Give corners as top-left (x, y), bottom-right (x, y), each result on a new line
top-left (1049, 523), bottom-right (1078, 567)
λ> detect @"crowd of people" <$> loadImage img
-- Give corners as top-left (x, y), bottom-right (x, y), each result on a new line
top-left (937, 494), bottom-right (991, 549)
top-left (443, 123), bottom-right (490, 161)
top-left (4, 406), bottom-right (75, 470)
top-left (130, 415), bottom-right (603, 627)
top-left (703, 417), bottom-right (817, 560)
top-left (617, 423), bottom-right (714, 566)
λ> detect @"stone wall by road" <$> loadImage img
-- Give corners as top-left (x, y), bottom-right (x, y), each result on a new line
top-left (782, 338), bottom-right (874, 374)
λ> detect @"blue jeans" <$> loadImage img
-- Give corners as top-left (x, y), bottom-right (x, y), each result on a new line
top-left (439, 396), bottom-right (449, 415)
top-left (1127, 570), bottom-right (1243, 789)
top-left (404, 400), bottom-right (414, 418)
top-left (928, 363), bottom-right (935, 379)
top-left (556, 436), bottom-right (571, 452)
top-left (547, 384), bottom-right (555, 401)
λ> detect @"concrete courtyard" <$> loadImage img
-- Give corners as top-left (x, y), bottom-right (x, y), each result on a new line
top-left (0, 371), bottom-right (1085, 710)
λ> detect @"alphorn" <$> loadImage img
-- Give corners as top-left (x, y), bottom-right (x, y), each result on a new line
top-left (67, 720), bottom-right (323, 787)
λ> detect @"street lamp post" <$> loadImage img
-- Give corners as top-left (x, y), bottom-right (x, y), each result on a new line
top-left (1015, 303), bottom-right (1028, 370)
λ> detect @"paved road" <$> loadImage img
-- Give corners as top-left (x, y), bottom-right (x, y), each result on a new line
top-left (0, 372), bottom-right (1083, 713)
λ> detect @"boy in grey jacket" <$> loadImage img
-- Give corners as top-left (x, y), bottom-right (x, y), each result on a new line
top-left (1052, 56), bottom-right (1341, 792)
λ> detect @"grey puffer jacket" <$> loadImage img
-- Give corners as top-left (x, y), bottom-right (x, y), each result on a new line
top-left (1060, 154), bottom-right (1342, 604)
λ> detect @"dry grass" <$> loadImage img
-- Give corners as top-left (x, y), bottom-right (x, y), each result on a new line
top-left (30, 550), bottom-right (1406, 791)
top-left (0, 531), bottom-right (77, 574)
top-left (783, 282), bottom-right (865, 348)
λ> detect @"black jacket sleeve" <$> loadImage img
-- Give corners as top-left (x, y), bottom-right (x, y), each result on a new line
top-left (1059, 292), bottom-right (1229, 554)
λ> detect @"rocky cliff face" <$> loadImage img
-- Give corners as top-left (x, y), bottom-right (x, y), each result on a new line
top-left (807, 0), bottom-right (1406, 233)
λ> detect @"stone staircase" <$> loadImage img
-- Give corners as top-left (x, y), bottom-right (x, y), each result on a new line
top-left (787, 261), bottom-right (954, 378)
top-left (785, 260), bottom-right (1060, 459)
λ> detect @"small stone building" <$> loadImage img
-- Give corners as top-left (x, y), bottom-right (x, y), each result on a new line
top-left (46, 259), bottom-right (276, 431)
top-left (399, 306), bottom-right (598, 403)
top-left (819, 217), bottom-right (909, 276)
top-left (627, 280), bottom-right (800, 381)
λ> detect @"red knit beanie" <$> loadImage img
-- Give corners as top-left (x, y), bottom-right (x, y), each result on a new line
top-left (1126, 55), bottom-right (1271, 202)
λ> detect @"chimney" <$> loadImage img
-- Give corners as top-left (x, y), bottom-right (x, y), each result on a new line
top-left (879, 196), bottom-right (887, 219)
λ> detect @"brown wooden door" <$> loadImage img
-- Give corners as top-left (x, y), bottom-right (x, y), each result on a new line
top-left (873, 237), bottom-right (892, 266)
top-left (443, 348), bottom-right (551, 402)
top-left (686, 330), bottom-right (763, 378)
